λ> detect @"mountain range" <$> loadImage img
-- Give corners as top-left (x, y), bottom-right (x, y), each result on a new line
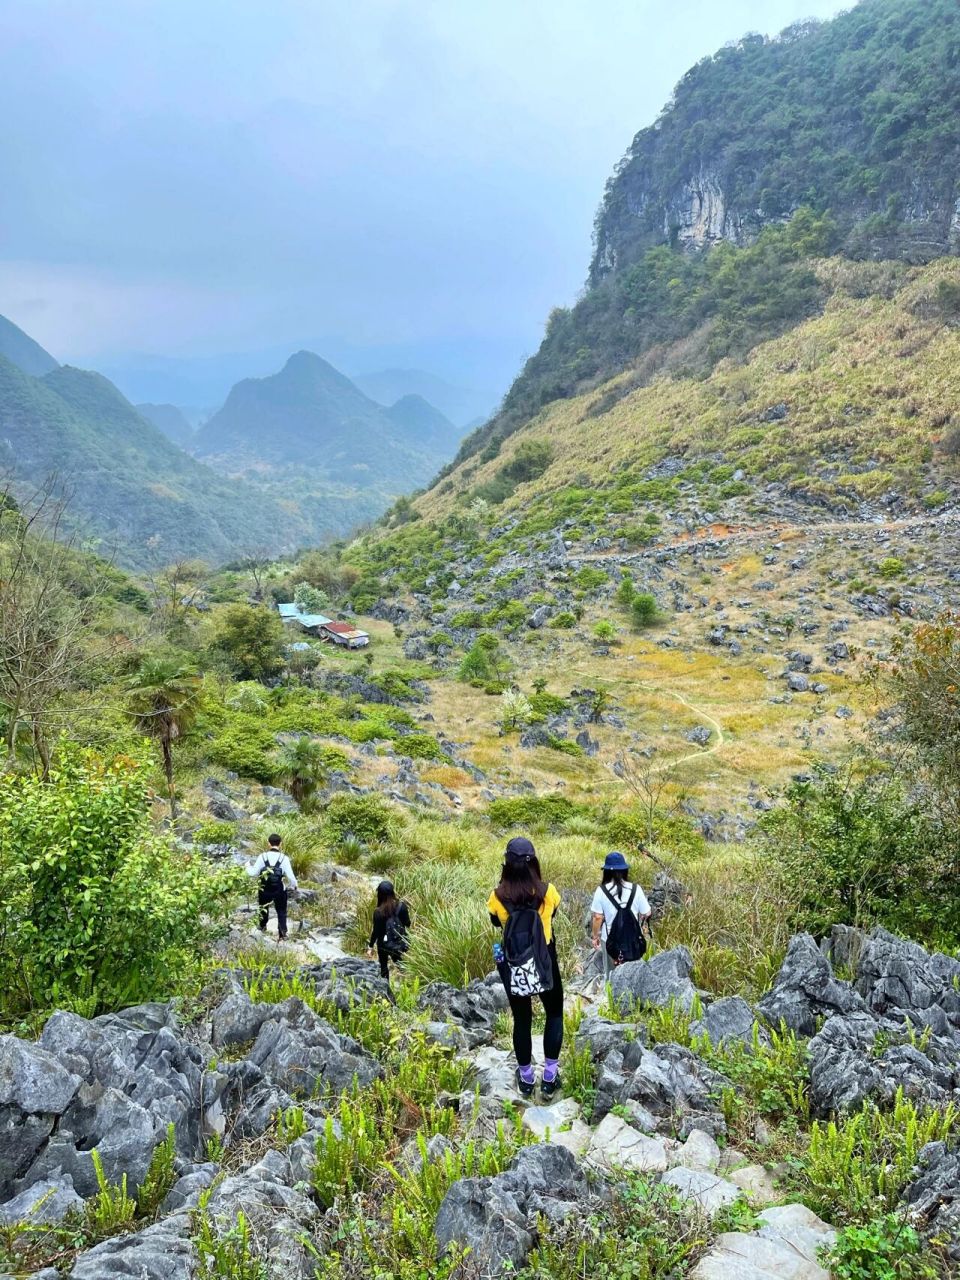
top-left (0, 316), bottom-right (463, 566)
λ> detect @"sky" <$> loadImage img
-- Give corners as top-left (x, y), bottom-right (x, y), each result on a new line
top-left (0, 0), bottom-right (847, 411)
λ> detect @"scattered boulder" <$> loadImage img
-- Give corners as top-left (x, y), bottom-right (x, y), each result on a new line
top-left (660, 1167), bottom-right (741, 1215)
top-left (584, 1113), bottom-right (673, 1174)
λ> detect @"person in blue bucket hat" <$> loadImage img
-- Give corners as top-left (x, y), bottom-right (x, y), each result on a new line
top-left (591, 850), bottom-right (651, 977)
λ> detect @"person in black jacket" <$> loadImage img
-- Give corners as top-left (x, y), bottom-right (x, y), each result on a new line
top-left (366, 879), bottom-right (411, 980)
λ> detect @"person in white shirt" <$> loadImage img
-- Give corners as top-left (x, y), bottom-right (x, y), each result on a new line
top-left (590, 850), bottom-right (651, 969)
top-left (246, 833), bottom-right (298, 941)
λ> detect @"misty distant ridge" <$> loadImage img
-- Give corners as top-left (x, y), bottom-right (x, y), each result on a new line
top-left (0, 313), bottom-right (468, 563)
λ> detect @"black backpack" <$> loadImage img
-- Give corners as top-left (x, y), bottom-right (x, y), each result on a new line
top-left (382, 907), bottom-right (410, 960)
top-left (603, 884), bottom-right (646, 964)
top-left (502, 904), bottom-right (554, 997)
top-left (260, 855), bottom-right (285, 895)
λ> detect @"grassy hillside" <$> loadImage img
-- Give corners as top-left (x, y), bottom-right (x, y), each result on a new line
top-left (136, 402), bottom-right (196, 448)
top-left (453, 0), bottom-right (960, 470)
top-left (411, 258), bottom-right (960, 548)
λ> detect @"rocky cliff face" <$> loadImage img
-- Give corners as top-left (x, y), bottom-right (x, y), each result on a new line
top-left (590, 0), bottom-right (960, 283)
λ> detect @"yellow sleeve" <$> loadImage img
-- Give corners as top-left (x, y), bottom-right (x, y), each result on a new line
top-left (487, 891), bottom-right (507, 926)
top-left (546, 884), bottom-right (561, 916)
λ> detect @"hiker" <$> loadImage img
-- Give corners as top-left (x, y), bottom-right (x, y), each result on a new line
top-left (488, 836), bottom-right (564, 1099)
top-left (367, 879), bottom-right (411, 980)
top-left (246, 833), bottom-right (298, 941)
top-left (591, 850), bottom-right (651, 973)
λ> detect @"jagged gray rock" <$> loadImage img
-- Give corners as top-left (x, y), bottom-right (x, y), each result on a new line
top-left (420, 973), bottom-right (509, 1048)
top-left (611, 947), bottom-right (698, 1012)
top-left (435, 1144), bottom-right (591, 1277)
top-left (0, 1176), bottom-right (83, 1226)
top-left (690, 996), bottom-right (765, 1048)
top-left (903, 1141), bottom-right (960, 1262)
top-left (0, 1036), bottom-right (81, 1196)
top-left (758, 933), bottom-right (867, 1035)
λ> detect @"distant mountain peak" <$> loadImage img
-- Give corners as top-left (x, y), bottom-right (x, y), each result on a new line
top-left (0, 314), bottom-right (59, 377)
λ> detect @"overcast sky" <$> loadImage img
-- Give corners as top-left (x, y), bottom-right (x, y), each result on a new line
top-left (0, 0), bottom-right (847, 406)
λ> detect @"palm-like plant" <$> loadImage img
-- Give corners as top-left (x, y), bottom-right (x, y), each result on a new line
top-left (276, 737), bottom-right (328, 811)
top-left (127, 657), bottom-right (202, 818)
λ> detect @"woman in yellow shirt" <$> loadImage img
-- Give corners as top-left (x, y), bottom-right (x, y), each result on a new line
top-left (488, 836), bottom-right (564, 1099)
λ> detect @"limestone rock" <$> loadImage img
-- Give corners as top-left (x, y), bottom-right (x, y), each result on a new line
top-left (660, 1167), bottom-right (741, 1215)
top-left (758, 933), bottom-right (866, 1036)
top-left (585, 1113), bottom-right (672, 1173)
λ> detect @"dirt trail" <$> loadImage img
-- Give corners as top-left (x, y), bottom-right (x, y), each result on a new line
top-left (635, 682), bottom-right (726, 774)
top-left (577, 510), bottom-right (957, 562)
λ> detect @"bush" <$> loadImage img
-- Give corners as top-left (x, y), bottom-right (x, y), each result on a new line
top-left (208, 717), bottom-right (279, 783)
top-left (878, 556), bottom-right (905, 579)
top-left (631, 592), bottom-right (659, 627)
top-left (759, 765), bottom-right (959, 946)
top-left (593, 620), bottom-right (618, 644)
top-left (324, 793), bottom-right (395, 847)
top-left (487, 795), bottom-right (581, 830)
top-left (0, 749), bottom-right (242, 1017)
top-left (821, 1215), bottom-right (939, 1280)
top-left (395, 733), bottom-right (443, 761)
top-left (550, 611), bottom-right (577, 629)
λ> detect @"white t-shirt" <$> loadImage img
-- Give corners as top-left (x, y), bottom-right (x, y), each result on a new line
top-left (247, 851), bottom-right (299, 891)
top-left (590, 880), bottom-right (650, 942)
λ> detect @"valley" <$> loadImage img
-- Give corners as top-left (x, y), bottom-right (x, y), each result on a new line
top-left (2, 0), bottom-right (960, 1276)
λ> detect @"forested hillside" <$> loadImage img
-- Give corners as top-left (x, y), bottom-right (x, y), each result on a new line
top-left (0, 355), bottom-right (307, 566)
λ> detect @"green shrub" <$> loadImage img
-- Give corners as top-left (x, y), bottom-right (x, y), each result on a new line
top-left (324, 793), bottom-right (395, 846)
top-left (395, 733), bottom-right (443, 761)
top-left (193, 819), bottom-right (238, 846)
top-left (550, 611), bottom-right (577, 629)
top-left (878, 556), bottom-right (905, 580)
top-left (820, 1215), bottom-right (940, 1280)
top-left (0, 749), bottom-right (243, 1019)
top-left (487, 795), bottom-right (582, 830)
top-left (208, 717), bottom-right (279, 783)
top-left (616, 575), bottom-right (636, 605)
top-left (760, 764), bottom-right (959, 945)
top-left (574, 567), bottom-right (609, 591)
top-left (631, 592), bottom-right (659, 627)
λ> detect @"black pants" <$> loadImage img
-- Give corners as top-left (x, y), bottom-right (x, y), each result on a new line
top-left (507, 943), bottom-right (564, 1067)
top-left (376, 945), bottom-right (394, 980)
top-left (258, 889), bottom-right (287, 938)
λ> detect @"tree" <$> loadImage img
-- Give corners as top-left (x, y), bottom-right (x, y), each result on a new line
top-left (0, 484), bottom-right (99, 777)
top-left (631, 593), bottom-right (659, 628)
top-left (145, 559), bottom-right (209, 634)
top-left (127, 657), bottom-right (202, 818)
top-left (276, 736), bottom-right (329, 810)
top-left (240, 547), bottom-right (273, 601)
top-left (499, 690), bottom-right (533, 733)
top-left (616, 575), bottom-right (636, 606)
top-left (294, 582), bottom-right (330, 614)
top-left (208, 603), bottom-right (285, 680)
top-left (887, 611), bottom-right (960, 819)
top-left (593, 620), bottom-right (618, 645)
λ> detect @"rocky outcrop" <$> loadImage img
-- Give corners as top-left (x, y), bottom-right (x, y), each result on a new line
top-left (434, 1143), bottom-right (592, 1277)
top-left (610, 946), bottom-right (698, 1012)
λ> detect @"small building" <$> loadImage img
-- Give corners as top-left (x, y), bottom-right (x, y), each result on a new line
top-left (319, 620), bottom-right (370, 649)
top-left (277, 602), bottom-right (332, 634)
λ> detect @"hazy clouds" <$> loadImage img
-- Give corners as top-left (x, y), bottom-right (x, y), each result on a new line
top-left (0, 0), bottom-right (846, 401)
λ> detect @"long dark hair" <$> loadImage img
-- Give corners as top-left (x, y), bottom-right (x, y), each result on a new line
top-left (495, 854), bottom-right (547, 909)
top-left (374, 879), bottom-right (400, 919)
top-left (602, 869), bottom-right (629, 892)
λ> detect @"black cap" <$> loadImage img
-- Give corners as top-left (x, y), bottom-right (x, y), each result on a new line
top-left (505, 836), bottom-right (536, 864)
top-left (377, 879), bottom-right (395, 896)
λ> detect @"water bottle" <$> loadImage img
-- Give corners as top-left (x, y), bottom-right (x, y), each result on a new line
top-left (492, 941), bottom-right (504, 965)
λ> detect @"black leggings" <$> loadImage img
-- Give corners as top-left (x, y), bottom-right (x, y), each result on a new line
top-left (507, 943), bottom-right (564, 1067)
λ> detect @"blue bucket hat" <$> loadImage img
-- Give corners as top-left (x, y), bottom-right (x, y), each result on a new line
top-left (603, 850), bottom-right (629, 872)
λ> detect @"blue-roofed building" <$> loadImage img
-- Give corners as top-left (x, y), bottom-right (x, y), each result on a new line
top-left (277, 602), bottom-right (333, 634)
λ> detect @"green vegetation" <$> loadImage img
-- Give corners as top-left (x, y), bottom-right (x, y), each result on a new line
top-left (0, 750), bottom-right (241, 1019)
top-left (822, 1216), bottom-right (940, 1280)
